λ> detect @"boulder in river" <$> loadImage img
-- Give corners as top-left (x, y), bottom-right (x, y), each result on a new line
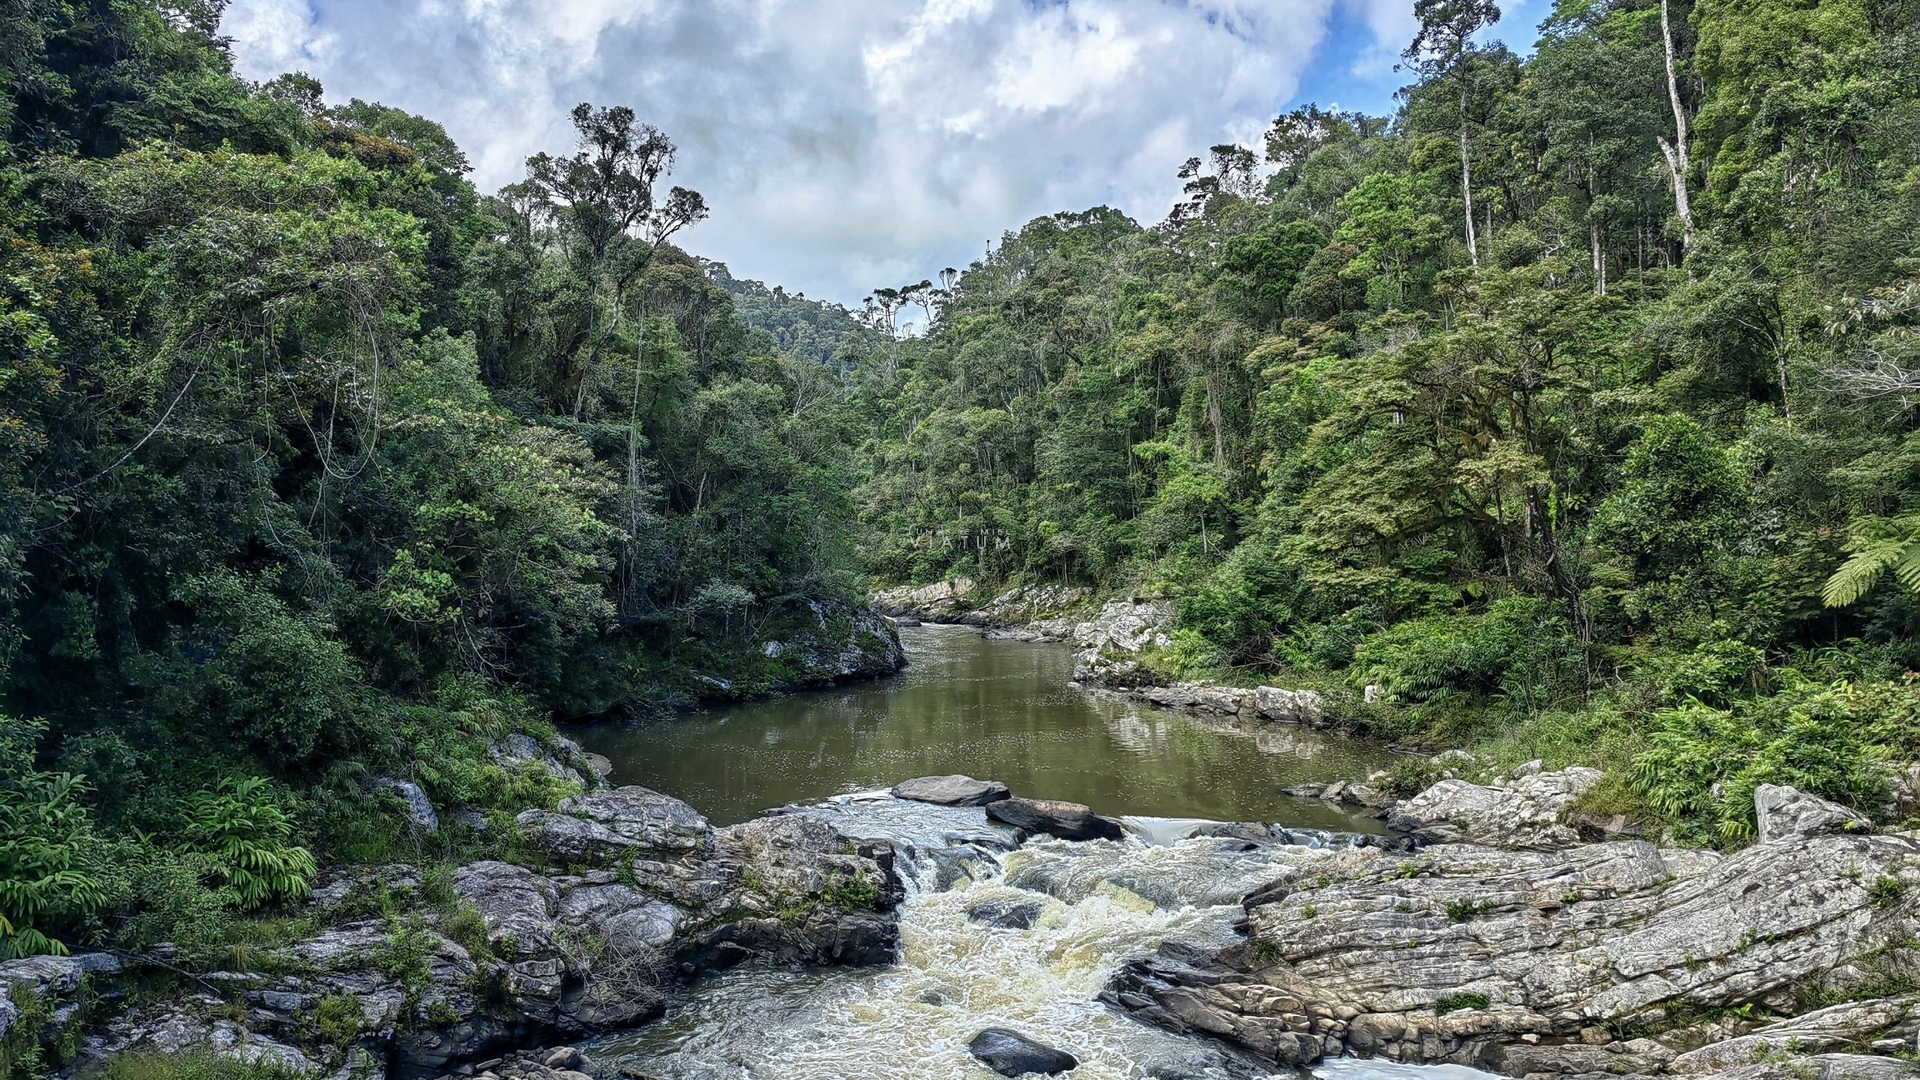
top-left (986, 797), bottom-right (1125, 841)
top-left (891, 774), bottom-right (1012, 806)
top-left (966, 898), bottom-right (1045, 930)
top-left (1755, 782), bottom-right (1872, 844)
top-left (968, 1028), bottom-right (1080, 1076)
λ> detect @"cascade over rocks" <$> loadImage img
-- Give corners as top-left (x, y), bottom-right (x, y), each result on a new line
top-left (987, 796), bottom-right (1126, 841)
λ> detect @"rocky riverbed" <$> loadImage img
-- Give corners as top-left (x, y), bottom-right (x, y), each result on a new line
top-left (9, 766), bottom-right (1917, 1080)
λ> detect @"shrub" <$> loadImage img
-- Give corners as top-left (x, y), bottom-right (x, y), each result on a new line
top-left (0, 718), bottom-right (106, 958)
top-left (1352, 597), bottom-right (1575, 708)
top-left (181, 778), bottom-right (318, 909)
top-left (1434, 992), bottom-right (1491, 1015)
top-left (1631, 679), bottom-right (1894, 845)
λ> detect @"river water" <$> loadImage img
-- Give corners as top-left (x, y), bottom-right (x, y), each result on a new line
top-left (579, 627), bottom-right (1454, 1080)
top-left (579, 625), bottom-right (1392, 830)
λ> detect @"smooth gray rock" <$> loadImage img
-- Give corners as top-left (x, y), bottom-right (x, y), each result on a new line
top-left (375, 777), bottom-right (441, 832)
top-left (968, 1027), bottom-right (1080, 1076)
top-left (1109, 827), bottom-right (1920, 1072)
top-left (891, 775), bottom-right (1011, 806)
top-left (1253, 686), bottom-right (1325, 724)
top-left (868, 578), bottom-right (977, 619)
top-left (516, 786), bottom-right (713, 863)
top-left (987, 797), bottom-right (1125, 841)
top-left (1755, 783), bottom-right (1872, 844)
top-left (1136, 683), bottom-right (1253, 715)
top-left (1387, 766), bottom-right (1602, 848)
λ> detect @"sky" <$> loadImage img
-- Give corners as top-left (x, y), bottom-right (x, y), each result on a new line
top-left (222, 0), bottom-right (1543, 314)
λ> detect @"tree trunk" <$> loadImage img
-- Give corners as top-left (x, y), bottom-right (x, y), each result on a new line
top-left (1459, 81), bottom-right (1480, 266)
top-left (1658, 0), bottom-right (1696, 245)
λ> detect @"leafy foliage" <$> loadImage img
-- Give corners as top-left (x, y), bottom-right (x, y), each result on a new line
top-left (181, 778), bottom-right (319, 910)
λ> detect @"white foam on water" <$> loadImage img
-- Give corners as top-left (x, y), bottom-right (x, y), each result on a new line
top-left (589, 800), bottom-right (1471, 1080)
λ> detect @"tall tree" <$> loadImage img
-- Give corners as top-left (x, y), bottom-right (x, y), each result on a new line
top-left (1405, 0), bottom-right (1503, 266)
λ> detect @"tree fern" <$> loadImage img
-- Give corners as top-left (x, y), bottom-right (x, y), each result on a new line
top-left (1823, 513), bottom-right (1920, 607)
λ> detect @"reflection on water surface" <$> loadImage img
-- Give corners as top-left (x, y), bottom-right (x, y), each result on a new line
top-left (578, 625), bottom-right (1391, 829)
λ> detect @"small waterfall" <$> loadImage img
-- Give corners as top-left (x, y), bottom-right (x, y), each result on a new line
top-left (591, 797), bottom-right (1482, 1080)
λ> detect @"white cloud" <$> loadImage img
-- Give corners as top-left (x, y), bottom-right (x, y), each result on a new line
top-left (223, 0), bottom-right (1346, 305)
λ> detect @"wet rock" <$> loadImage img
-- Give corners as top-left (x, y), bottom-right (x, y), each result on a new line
top-left (1386, 766), bottom-right (1602, 848)
top-left (1754, 784), bottom-right (1872, 844)
top-left (1253, 687), bottom-right (1325, 725)
top-left (891, 775), bottom-right (1012, 806)
top-left (1070, 600), bottom-right (1174, 686)
top-left (1137, 683), bottom-right (1254, 715)
top-left (376, 777), bottom-right (441, 832)
top-left (968, 1027), bottom-right (1080, 1076)
top-left (987, 797), bottom-right (1125, 841)
top-left (516, 786), bottom-right (713, 863)
top-left (966, 899), bottom-right (1045, 930)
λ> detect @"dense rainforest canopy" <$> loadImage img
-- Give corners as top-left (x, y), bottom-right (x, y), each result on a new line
top-left (2, 0), bottom-right (1920, 965)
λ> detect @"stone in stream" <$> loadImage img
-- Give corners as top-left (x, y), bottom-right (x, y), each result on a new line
top-left (966, 898), bottom-right (1044, 929)
top-left (967, 1028), bottom-right (1080, 1076)
top-left (891, 774), bottom-right (1012, 806)
top-left (986, 797), bottom-right (1125, 841)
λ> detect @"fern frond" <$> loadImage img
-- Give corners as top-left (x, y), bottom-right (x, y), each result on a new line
top-left (1822, 539), bottom-right (1909, 607)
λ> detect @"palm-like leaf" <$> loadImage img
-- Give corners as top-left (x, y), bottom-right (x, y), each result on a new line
top-left (1823, 513), bottom-right (1920, 607)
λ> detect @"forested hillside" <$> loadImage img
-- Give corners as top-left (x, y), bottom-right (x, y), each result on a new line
top-left (3, 0), bottom-right (1919, 967)
top-left (849, 0), bottom-right (1920, 838)
top-left (0, 2), bottom-right (883, 959)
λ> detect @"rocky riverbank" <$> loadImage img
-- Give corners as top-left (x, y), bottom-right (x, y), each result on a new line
top-left (15, 763), bottom-right (1915, 1080)
top-left (1105, 779), bottom-right (1920, 1080)
top-left (3, 787), bottom-right (902, 1080)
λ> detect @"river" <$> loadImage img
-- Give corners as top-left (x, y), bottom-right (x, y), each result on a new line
top-left (577, 626), bottom-right (1457, 1080)
top-left (578, 624), bottom-right (1393, 830)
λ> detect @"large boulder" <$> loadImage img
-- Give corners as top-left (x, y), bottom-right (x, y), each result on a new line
top-left (1755, 784), bottom-right (1872, 844)
top-left (986, 797), bottom-right (1125, 841)
top-left (374, 777), bottom-right (440, 832)
top-left (868, 578), bottom-right (976, 620)
top-left (968, 1028), bottom-right (1079, 1076)
top-left (1109, 827), bottom-right (1920, 1072)
top-left (1253, 687), bottom-right (1325, 725)
top-left (1136, 682), bottom-right (1254, 715)
top-left (758, 599), bottom-right (907, 685)
top-left (1387, 765), bottom-right (1602, 848)
top-left (1070, 600), bottom-right (1175, 686)
top-left (891, 775), bottom-right (1011, 806)
top-left (516, 786), bottom-right (713, 863)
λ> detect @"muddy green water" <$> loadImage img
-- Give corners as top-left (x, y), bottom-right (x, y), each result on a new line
top-left (578, 625), bottom-right (1392, 830)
